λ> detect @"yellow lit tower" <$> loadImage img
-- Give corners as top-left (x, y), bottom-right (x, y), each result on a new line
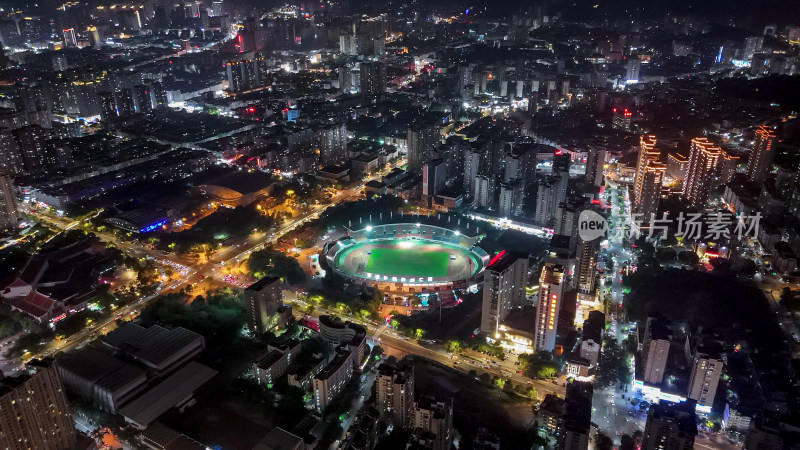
top-left (746, 125), bottom-right (776, 186)
top-left (633, 135), bottom-right (665, 220)
top-left (684, 137), bottom-right (721, 207)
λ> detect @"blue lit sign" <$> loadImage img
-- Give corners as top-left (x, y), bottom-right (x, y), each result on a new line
top-left (139, 219), bottom-right (167, 233)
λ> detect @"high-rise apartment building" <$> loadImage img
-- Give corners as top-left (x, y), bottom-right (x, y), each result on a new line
top-left (0, 172), bottom-right (18, 230)
top-left (626, 59), bottom-right (641, 81)
top-left (244, 276), bottom-right (283, 333)
top-left (360, 61), bottom-right (387, 94)
top-left (716, 149), bottom-right (740, 189)
top-left (687, 351), bottom-right (723, 408)
top-left (422, 159), bottom-right (447, 198)
top-left (0, 358), bottom-right (78, 450)
top-left (642, 316), bottom-right (671, 385)
top-left (563, 382), bottom-right (593, 450)
top-left (534, 263), bottom-right (565, 352)
top-left (684, 137), bottom-right (721, 207)
top-left (480, 251), bottom-right (529, 336)
top-left (641, 401), bottom-right (698, 450)
top-left (535, 154), bottom-right (570, 226)
top-left (743, 36), bottom-right (764, 60)
top-left (575, 237), bottom-right (600, 295)
top-left (12, 125), bottom-right (50, 172)
top-left (375, 364), bottom-right (414, 428)
top-left (746, 125), bottom-right (776, 186)
top-left (0, 129), bottom-right (22, 175)
top-left (313, 349), bottom-right (354, 413)
top-left (474, 174), bottom-right (495, 209)
top-left (132, 84), bottom-right (153, 113)
top-left (584, 147), bottom-right (606, 188)
top-left (498, 180), bottom-right (525, 217)
top-left (407, 124), bottom-right (441, 172)
top-left (666, 152), bottom-right (688, 184)
top-left (315, 123), bottom-right (347, 166)
top-left (633, 135), bottom-right (665, 220)
top-left (98, 91), bottom-right (117, 121)
top-left (151, 82), bottom-right (168, 109)
top-left (534, 178), bottom-right (558, 226)
top-left (411, 396), bottom-right (453, 450)
top-left (462, 147), bottom-right (481, 196)
top-left (116, 89), bottom-right (136, 117)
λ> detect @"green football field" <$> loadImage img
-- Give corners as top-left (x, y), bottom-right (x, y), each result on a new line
top-left (365, 247), bottom-right (450, 277)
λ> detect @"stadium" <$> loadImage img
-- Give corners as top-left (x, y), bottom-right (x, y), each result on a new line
top-left (321, 222), bottom-right (490, 294)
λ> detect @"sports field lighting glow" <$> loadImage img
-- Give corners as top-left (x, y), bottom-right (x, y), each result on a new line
top-left (325, 223), bottom-right (487, 292)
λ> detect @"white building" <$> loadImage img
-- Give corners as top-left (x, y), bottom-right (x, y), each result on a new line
top-left (313, 349), bottom-right (354, 413)
top-left (687, 352), bottom-right (723, 408)
top-left (480, 251), bottom-right (529, 337)
top-left (534, 264), bottom-right (565, 352)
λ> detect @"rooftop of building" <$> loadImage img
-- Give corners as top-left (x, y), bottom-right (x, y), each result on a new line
top-left (314, 349), bottom-right (352, 381)
top-left (202, 171), bottom-right (274, 195)
top-left (538, 394), bottom-right (565, 418)
top-left (646, 316), bottom-right (673, 342)
top-left (564, 382), bottom-right (593, 431)
top-left (118, 361), bottom-right (217, 428)
top-left (364, 179), bottom-right (386, 188)
top-left (582, 311), bottom-right (605, 344)
top-left (318, 315), bottom-right (366, 335)
top-left (100, 323), bottom-right (204, 370)
top-left (648, 400), bottom-right (698, 434)
top-left (252, 427), bottom-right (305, 450)
top-left (486, 250), bottom-right (528, 273)
top-left (57, 348), bottom-right (147, 392)
top-left (502, 306), bottom-right (536, 334)
top-left (414, 395), bottom-right (452, 419)
top-left (541, 264), bottom-right (565, 284)
top-left (319, 165), bottom-right (349, 175)
top-left (139, 422), bottom-right (207, 450)
top-left (247, 276), bottom-right (281, 292)
top-left (352, 153), bottom-right (380, 162)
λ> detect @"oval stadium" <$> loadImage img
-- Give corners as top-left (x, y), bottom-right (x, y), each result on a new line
top-left (321, 223), bottom-right (490, 294)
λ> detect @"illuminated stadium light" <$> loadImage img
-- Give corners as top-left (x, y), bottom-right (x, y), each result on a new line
top-left (324, 223), bottom-right (488, 294)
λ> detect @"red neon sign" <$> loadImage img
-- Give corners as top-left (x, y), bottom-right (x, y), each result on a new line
top-left (488, 250), bottom-right (506, 267)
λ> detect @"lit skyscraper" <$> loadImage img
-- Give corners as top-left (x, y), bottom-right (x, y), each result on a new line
top-left (687, 351), bottom-right (723, 409)
top-left (0, 358), bottom-right (78, 450)
top-left (584, 146), bottom-right (606, 188)
top-left (633, 135), bottom-right (665, 220)
top-left (534, 263), bottom-right (565, 352)
top-left (244, 276), bottom-right (283, 333)
top-left (684, 137), bottom-right (721, 207)
top-left (633, 136), bottom-right (657, 205)
top-left (0, 172), bottom-right (18, 230)
top-left (360, 61), bottom-right (387, 94)
top-left (407, 123), bottom-right (440, 172)
top-left (746, 125), bottom-right (776, 186)
top-left (576, 237), bottom-right (600, 295)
